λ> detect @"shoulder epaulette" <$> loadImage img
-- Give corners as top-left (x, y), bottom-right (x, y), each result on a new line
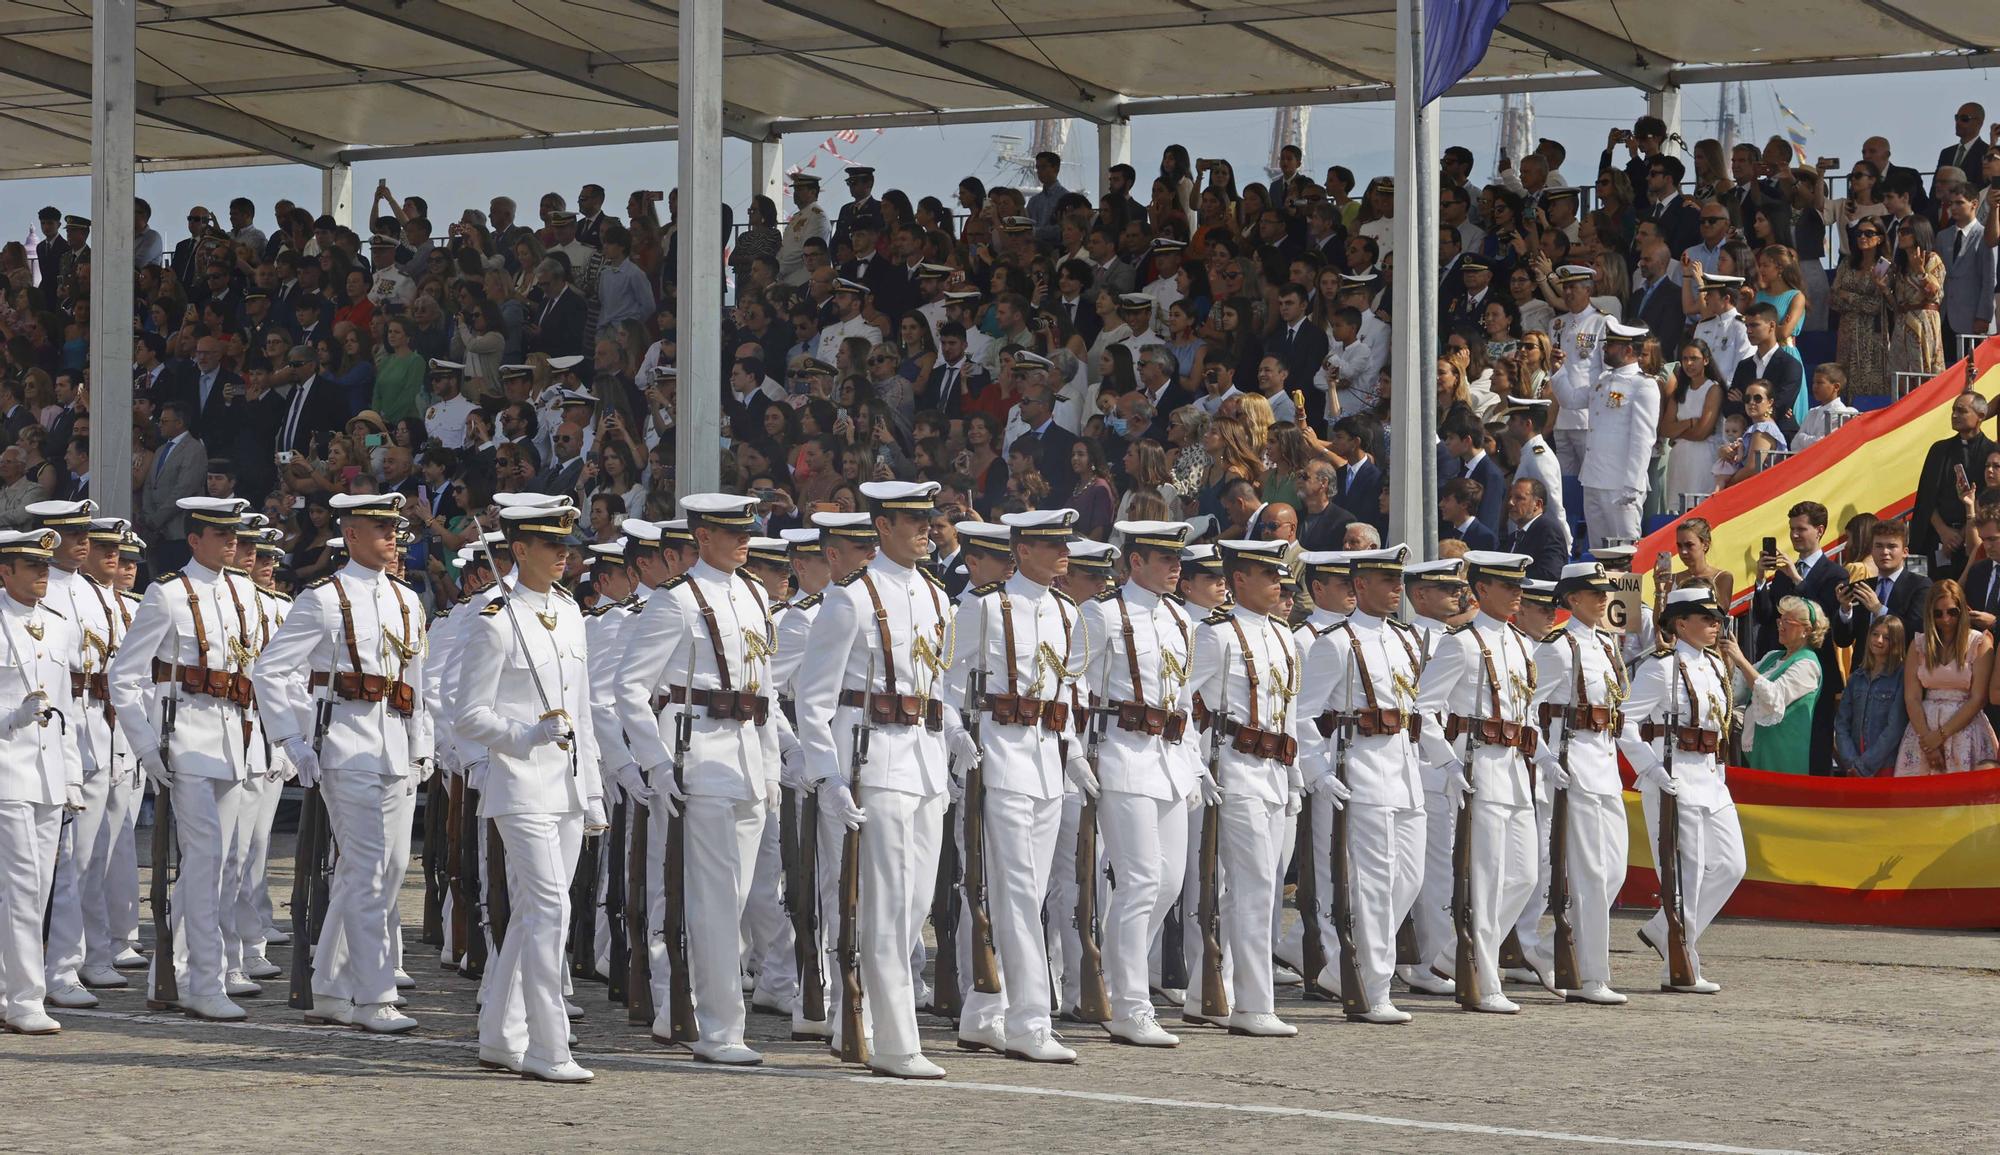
top-left (267, 590), bottom-right (293, 604)
top-left (1052, 588), bottom-right (1076, 606)
top-left (1267, 613), bottom-right (1290, 630)
top-left (1542, 627), bottom-right (1565, 644)
top-left (921, 568), bottom-right (946, 591)
top-left (970, 580), bottom-right (1005, 597)
top-left (158, 572), bottom-right (181, 583)
top-left (120, 590), bottom-right (141, 602)
top-left (1447, 621), bottom-right (1474, 634)
top-left (583, 603), bottom-right (608, 618)
top-left (1092, 587), bottom-right (1120, 603)
top-left (1507, 622), bottom-right (1532, 640)
top-left (1202, 608), bottom-right (1231, 626)
top-left (795, 591), bottom-right (823, 610)
top-left (1164, 591), bottom-right (1185, 605)
top-left (40, 603), bottom-right (64, 620)
top-left (836, 570), bottom-right (866, 586)
top-left (224, 565), bottom-right (248, 576)
top-left (454, 592), bottom-right (473, 606)
top-left (660, 574), bottom-right (689, 591)
top-left (554, 584), bottom-right (575, 601)
top-left (304, 576), bottom-right (332, 590)
top-left (1315, 621), bottom-right (1349, 637)
top-left (392, 575), bottom-right (418, 593)
top-left (481, 598), bottom-right (505, 617)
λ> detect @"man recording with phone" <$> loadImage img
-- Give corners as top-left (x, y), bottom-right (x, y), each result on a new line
top-left (1911, 391), bottom-right (1996, 576)
top-left (1752, 502), bottom-right (1846, 775)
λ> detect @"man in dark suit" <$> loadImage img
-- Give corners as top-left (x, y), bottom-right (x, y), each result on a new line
top-left (1754, 501), bottom-right (1849, 775)
top-left (1726, 304), bottom-right (1806, 441)
top-left (1441, 412), bottom-right (1506, 538)
top-left (272, 345), bottom-right (350, 457)
top-left (1296, 458), bottom-right (1356, 552)
top-left (1006, 388), bottom-right (1078, 508)
top-left (1937, 103), bottom-right (1991, 198)
top-left (1328, 416), bottom-right (1384, 530)
top-left (837, 213), bottom-right (894, 305)
top-left (830, 166), bottom-right (880, 258)
top-left (916, 324), bottom-right (992, 417)
top-left (1502, 477), bottom-right (1568, 580)
top-left (171, 206), bottom-right (216, 287)
top-left (1643, 156), bottom-right (1704, 256)
top-left (1630, 238), bottom-right (1686, 341)
top-left (1134, 345), bottom-right (1193, 427)
top-left (1047, 259), bottom-right (1102, 348)
top-left (229, 364), bottom-right (288, 507)
top-left (1439, 478), bottom-right (1496, 551)
top-left (1832, 520), bottom-right (1930, 658)
top-left (1910, 390), bottom-right (1997, 572)
top-left (1266, 283), bottom-right (1331, 425)
top-left (184, 336), bottom-right (244, 445)
top-left (33, 206), bottom-right (68, 311)
top-left (524, 258), bottom-right (587, 361)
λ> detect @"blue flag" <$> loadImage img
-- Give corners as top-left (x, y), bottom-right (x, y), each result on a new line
top-left (1422, 0), bottom-right (1511, 105)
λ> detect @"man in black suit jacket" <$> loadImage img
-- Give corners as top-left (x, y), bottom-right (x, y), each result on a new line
top-left (1267, 283), bottom-right (1331, 424)
top-left (1937, 104), bottom-right (1991, 195)
top-left (1726, 305), bottom-right (1805, 440)
top-left (1832, 525), bottom-right (1931, 657)
top-left (1629, 238), bottom-right (1686, 341)
top-left (525, 261), bottom-right (587, 361)
top-left (1006, 388), bottom-right (1079, 508)
top-left (1753, 502), bottom-right (1848, 773)
top-left (272, 348), bottom-right (350, 456)
top-left (1910, 391), bottom-right (1996, 570)
top-left (1440, 479), bottom-right (1497, 551)
top-left (1296, 458), bottom-right (1356, 552)
top-left (1642, 156), bottom-right (1704, 257)
top-left (1441, 412), bottom-right (1506, 537)
top-left (917, 325), bottom-right (992, 417)
top-left (182, 336), bottom-right (244, 445)
top-left (1134, 349), bottom-right (1193, 429)
top-left (1328, 416), bottom-right (1385, 530)
top-left (1502, 478), bottom-right (1568, 580)
top-left (837, 216), bottom-right (894, 303)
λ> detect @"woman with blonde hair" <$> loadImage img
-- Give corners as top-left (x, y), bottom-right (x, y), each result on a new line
top-left (1720, 595), bottom-right (1826, 775)
top-left (1896, 579), bottom-right (2000, 774)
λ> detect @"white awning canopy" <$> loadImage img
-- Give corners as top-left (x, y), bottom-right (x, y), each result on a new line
top-left (0, 0), bottom-right (1994, 175)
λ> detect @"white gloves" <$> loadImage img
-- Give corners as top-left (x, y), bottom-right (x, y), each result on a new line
top-left (613, 762), bottom-right (655, 806)
top-left (4, 692), bottom-right (47, 732)
top-left (527, 715), bottom-right (571, 749)
top-left (465, 757), bottom-right (490, 791)
top-left (414, 757), bottom-right (436, 784)
top-left (1638, 762), bottom-right (1679, 795)
top-left (778, 746), bottom-right (808, 791)
top-left (819, 778), bottom-right (867, 830)
top-left (65, 782), bottom-right (85, 812)
top-left (1064, 755), bottom-right (1100, 799)
top-left (1284, 786), bottom-right (1303, 817)
top-left (281, 737), bottom-right (320, 788)
top-left (584, 796), bottom-right (608, 831)
top-left (1306, 770), bottom-right (1353, 809)
top-left (1445, 760), bottom-right (1474, 803)
top-left (647, 761), bottom-right (688, 817)
top-left (948, 728), bottom-right (979, 768)
top-left (1195, 769), bottom-right (1223, 806)
top-left (139, 749), bottom-right (171, 790)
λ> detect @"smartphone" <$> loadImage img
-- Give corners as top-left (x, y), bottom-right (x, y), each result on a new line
top-left (364, 433), bottom-right (386, 449)
top-left (1288, 389), bottom-right (1306, 416)
top-left (275, 450), bottom-right (298, 466)
top-left (1761, 536), bottom-right (1777, 558)
top-left (1956, 463), bottom-right (1972, 493)
top-left (753, 487), bottom-right (780, 501)
top-left (1817, 156), bottom-right (1840, 171)
top-left (810, 502), bottom-right (840, 515)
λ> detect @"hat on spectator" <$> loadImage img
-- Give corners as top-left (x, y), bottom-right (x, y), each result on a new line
top-left (844, 166), bottom-right (875, 180)
top-left (548, 210), bottom-right (578, 225)
top-left (860, 480), bottom-right (938, 513)
top-left (942, 290), bottom-right (981, 303)
top-left (1404, 557), bottom-right (1466, 586)
top-left (1542, 186), bottom-right (1583, 204)
top-left (781, 527), bottom-right (823, 555)
top-left (427, 358), bottom-right (464, 377)
top-left (178, 496), bottom-right (251, 528)
top-left (915, 263), bottom-right (954, 280)
top-left (368, 232), bottom-right (398, 248)
top-left (546, 355), bottom-right (585, 374)
top-left (498, 364), bottom-right (536, 380)
top-left (791, 173), bottom-right (821, 188)
top-left (1067, 540), bottom-right (1119, 574)
top-left (833, 278), bottom-right (870, 296)
top-left (1460, 254), bottom-right (1492, 273)
top-left (748, 537), bottom-right (790, 567)
top-left (1001, 508), bottom-right (1077, 542)
top-left (956, 522), bottom-right (1010, 557)
top-left (1556, 560), bottom-right (1618, 601)
top-left (1116, 293), bottom-right (1156, 312)
top-left (1520, 579), bottom-right (1559, 608)
top-left (1603, 319), bottom-right (1649, 341)
top-left (87, 516), bottom-right (129, 544)
top-left (556, 388), bottom-right (598, 408)
top-left (1464, 550), bottom-right (1533, 586)
top-left (1180, 543), bottom-right (1222, 574)
top-left (1699, 274), bottom-right (1746, 292)
top-left (499, 499), bottom-right (580, 540)
top-left (1503, 397), bottom-right (1553, 418)
top-left (1348, 544), bottom-right (1410, 575)
top-left (0, 529), bottom-right (59, 559)
top-left (1660, 585), bottom-right (1726, 624)
top-left (659, 519), bottom-right (696, 548)
top-left (1553, 264), bottom-right (1596, 285)
top-left (680, 493), bottom-right (758, 532)
top-left (329, 493), bottom-right (405, 521)
top-left (1115, 520), bottom-right (1190, 552)
top-left (349, 409), bottom-right (389, 436)
top-left (63, 215), bottom-right (90, 230)
top-left (1337, 272), bottom-right (1378, 290)
top-left (242, 292), bottom-right (269, 304)
top-left (796, 359), bottom-right (837, 377)
top-left (1593, 544), bottom-right (1638, 571)
top-left (1298, 550), bottom-right (1353, 580)
top-left (649, 364), bottom-right (679, 381)
top-left (812, 512), bottom-right (877, 542)
top-left (999, 216), bottom-right (1034, 234)
top-left (27, 498), bottom-right (95, 531)
top-left (1149, 238), bottom-right (1187, 254)
top-left (1217, 539), bottom-right (1287, 569)
top-left (1011, 350), bottom-right (1055, 371)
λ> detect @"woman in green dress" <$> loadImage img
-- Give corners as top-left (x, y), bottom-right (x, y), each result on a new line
top-left (1721, 595), bottom-right (1825, 775)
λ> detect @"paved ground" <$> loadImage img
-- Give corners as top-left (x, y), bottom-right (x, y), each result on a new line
top-left (6, 831), bottom-right (1994, 1155)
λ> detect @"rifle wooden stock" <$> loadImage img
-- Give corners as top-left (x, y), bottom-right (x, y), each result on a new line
top-left (626, 791), bottom-right (653, 1025)
top-left (663, 796), bottom-right (696, 1041)
top-left (605, 797), bottom-right (628, 1004)
top-left (1395, 916), bottom-right (1419, 967)
top-left (459, 784), bottom-right (487, 979)
top-left (1549, 786), bottom-right (1581, 991)
top-left (420, 774), bottom-right (445, 947)
top-left (1294, 801), bottom-right (1330, 1001)
top-left (794, 791), bottom-right (825, 1024)
top-left (1451, 778), bottom-right (1482, 1010)
top-left (931, 800), bottom-right (962, 1021)
top-left (836, 826), bottom-right (867, 1065)
top-left (485, 818), bottom-right (511, 948)
top-left (1161, 897), bottom-right (1188, 991)
top-left (284, 786), bottom-right (321, 1010)
top-left (446, 775), bottom-right (468, 965)
top-left (1073, 796), bottom-right (1111, 1022)
top-left (1328, 791), bottom-right (1367, 1018)
top-left (1196, 799), bottom-right (1228, 1019)
top-left (568, 830), bottom-right (599, 979)
top-left (1658, 789), bottom-right (1697, 987)
top-left (148, 783), bottom-right (180, 1010)
top-left (962, 762), bottom-right (1001, 994)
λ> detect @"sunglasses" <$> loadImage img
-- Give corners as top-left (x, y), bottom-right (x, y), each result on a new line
top-left (1855, 229), bottom-right (1883, 238)
top-left (1936, 608), bottom-right (1963, 619)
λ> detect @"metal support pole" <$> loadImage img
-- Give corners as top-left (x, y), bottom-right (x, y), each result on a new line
top-left (1648, 85), bottom-right (1683, 155)
top-left (1098, 120), bottom-right (1131, 199)
top-left (321, 162), bottom-right (353, 228)
top-left (750, 139), bottom-right (784, 212)
top-left (674, 0), bottom-right (724, 498)
top-left (1389, 0), bottom-right (1437, 559)
top-left (90, 0), bottom-right (136, 523)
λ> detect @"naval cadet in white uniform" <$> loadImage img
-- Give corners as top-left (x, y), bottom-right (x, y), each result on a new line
top-left (1398, 557), bottom-right (1465, 997)
top-left (1546, 264), bottom-right (1608, 477)
top-left (1576, 319), bottom-right (1660, 549)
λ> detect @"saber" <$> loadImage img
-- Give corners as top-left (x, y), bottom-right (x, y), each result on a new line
top-left (470, 514), bottom-right (571, 753)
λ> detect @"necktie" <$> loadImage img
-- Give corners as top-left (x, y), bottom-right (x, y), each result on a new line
top-left (939, 364), bottom-right (958, 406)
top-left (282, 382), bottom-right (309, 450)
top-left (1953, 230), bottom-right (1965, 261)
top-left (151, 438), bottom-right (174, 481)
top-left (1877, 575), bottom-right (1892, 606)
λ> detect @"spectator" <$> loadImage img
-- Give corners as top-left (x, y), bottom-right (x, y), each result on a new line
top-left (373, 317), bottom-right (426, 423)
top-left (1065, 439), bottom-right (1116, 541)
top-left (1835, 617), bottom-right (1910, 777)
top-left (1723, 596), bottom-right (1826, 775)
top-left (1896, 579), bottom-right (2000, 775)
top-left (1669, 516), bottom-right (1737, 613)
top-left (1911, 391), bottom-right (1995, 572)
top-left (1836, 519), bottom-right (1930, 654)
top-left (1887, 216), bottom-right (1946, 379)
top-left (1115, 438), bottom-right (1181, 524)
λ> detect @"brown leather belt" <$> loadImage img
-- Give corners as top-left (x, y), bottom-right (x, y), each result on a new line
top-left (655, 685), bottom-right (770, 725)
top-left (153, 659), bottom-right (254, 707)
top-left (71, 671), bottom-right (110, 701)
top-left (309, 670), bottom-right (415, 717)
top-left (1316, 708), bottom-right (1420, 741)
top-left (1640, 722), bottom-right (1721, 754)
top-left (1445, 714), bottom-right (1540, 755)
top-left (1217, 717), bottom-right (1298, 766)
top-left (839, 689), bottom-right (943, 731)
top-left (1539, 702), bottom-right (1621, 733)
top-left (1105, 701), bottom-right (1188, 743)
top-left (984, 692), bottom-right (1069, 732)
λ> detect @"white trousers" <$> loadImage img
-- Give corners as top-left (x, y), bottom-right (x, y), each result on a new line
top-left (1510, 775), bottom-right (1557, 958)
top-left (648, 793), bottom-right (763, 1045)
top-left (1218, 794), bottom-right (1284, 1015)
top-left (1098, 790), bottom-right (1189, 1021)
top-left (1550, 429), bottom-right (1588, 479)
top-left (1583, 486), bottom-right (1643, 550)
top-left (1639, 791), bottom-right (1746, 974)
top-left (0, 800), bottom-right (61, 1019)
top-left (1306, 798), bottom-right (1424, 1008)
top-left (113, 785), bottom-right (142, 947)
top-left (1557, 789), bottom-right (1631, 985)
top-left (46, 764), bottom-right (125, 985)
top-left (1411, 787), bottom-right (1455, 973)
top-left (151, 775), bottom-right (249, 1001)
top-left (1269, 807), bottom-right (1298, 961)
top-left (481, 811), bottom-right (582, 1064)
top-left (1433, 796), bottom-right (1538, 998)
top-left (856, 786), bottom-right (944, 1057)
top-left (743, 779), bottom-right (796, 1003)
top-left (241, 764), bottom-right (287, 942)
top-left (959, 787), bottom-right (1060, 1040)
top-left (222, 770), bottom-right (279, 971)
top-left (314, 770), bottom-right (412, 1006)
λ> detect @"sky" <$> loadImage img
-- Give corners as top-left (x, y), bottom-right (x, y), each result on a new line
top-left (1, 71), bottom-right (1990, 247)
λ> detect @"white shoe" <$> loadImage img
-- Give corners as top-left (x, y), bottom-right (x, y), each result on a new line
top-left (1567, 981), bottom-right (1628, 1006)
top-left (750, 991), bottom-right (791, 1016)
top-left (80, 964), bottom-right (129, 989)
top-left (1004, 1026), bottom-right (1077, 1063)
top-left (1271, 963), bottom-right (1303, 987)
top-left (352, 1003), bottom-right (419, 1033)
top-left (1356, 1003), bottom-right (1413, 1025)
top-left (45, 982), bottom-right (100, 1009)
top-left (1501, 966), bottom-right (1540, 985)
top-left (954, 1020), bottom-right (1007, 1054)
top-left (568, 1028), bottom-right (577, 1047)
top-left (691, 1040), bottom-right (764, 1066)
top-left (304, 995), bottom-right (354, 1026)
top-left (1180, 1006), bottom-right (1224, 1027)
top-left (242, 956), bottom-right (282, 981)
top-left (182, 995), bottom-right (248, 1022)
top-left (740, 971), bottom-right (756, 992)
top-left (477, 1045), bottom-right (525, 1072)
top-left (563, 999), bottom-right (583, 1019)
top-left (262, 926), bottom-right (291, 945)
top-left (3, 1009), bottom-right (61, 1035)
top-left (913, 979), bottom-right (935, 1010)
top-left (1661, 970), bottom-right (1722, 994)
top-left (1399, 966), bottom-right (1455, 996)
top-left (1153, 986), bottom-right (1187, 1006)
top-left (791, 1019), bottom-right (832, 1042)
top-left (868, 1051), bottom-right (947, 1079)
top-left (520, 1057), bottom-right (593, 1083)
top-left (112, 947), bottom-right (149, 970)
top-left (1226, 1011), bottom-right (1298, 1037)
top-left (225, 972), bottom-right (264, 998)
top-left (1105, 1011), bottom-right (1180, 1047)
top-left (1469, 994), bottom-right (1520, 1015)
top-left (393, 969), bottom-right (416, 990)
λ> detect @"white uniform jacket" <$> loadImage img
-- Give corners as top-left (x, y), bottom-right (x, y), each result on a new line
top-left (1616, 640), bottom-right (1734, 812)
top-left (1531, 619), bottom-right (1631, 797)
top-left (1077, 581), bottom-right (1197, 801)
top-left (436, 579), bottom-right (511, 769)
top-left (1548, 304), bottom-right (1607, 431)
top-left (47, 568), bottom-right (129, 773)
top-left (108, 561), bottom-right (252, 782)
top-left (584, 593), bottom-right (643, 772)
top-left (794, 554), bottom-right (954, 796)
top-left (942, 573), bottom-right (1082, 801)
top-left (249, 561), bottom-right (431, 776)
top-left (1294, 610), bottom-right (1425, 809)
top-left (0, 590), bottom-right (83, 803)
top-left (614, 561), bottom-right (780, 802)
top-left (1580, 361), bottom-right (1661, 494)
top-left (1413, 612), bottom-right (1538, 807)
top-left (454, 584), bottom-right (603, 817)
top-left (1186, 604), bottom-right (1303, 806)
